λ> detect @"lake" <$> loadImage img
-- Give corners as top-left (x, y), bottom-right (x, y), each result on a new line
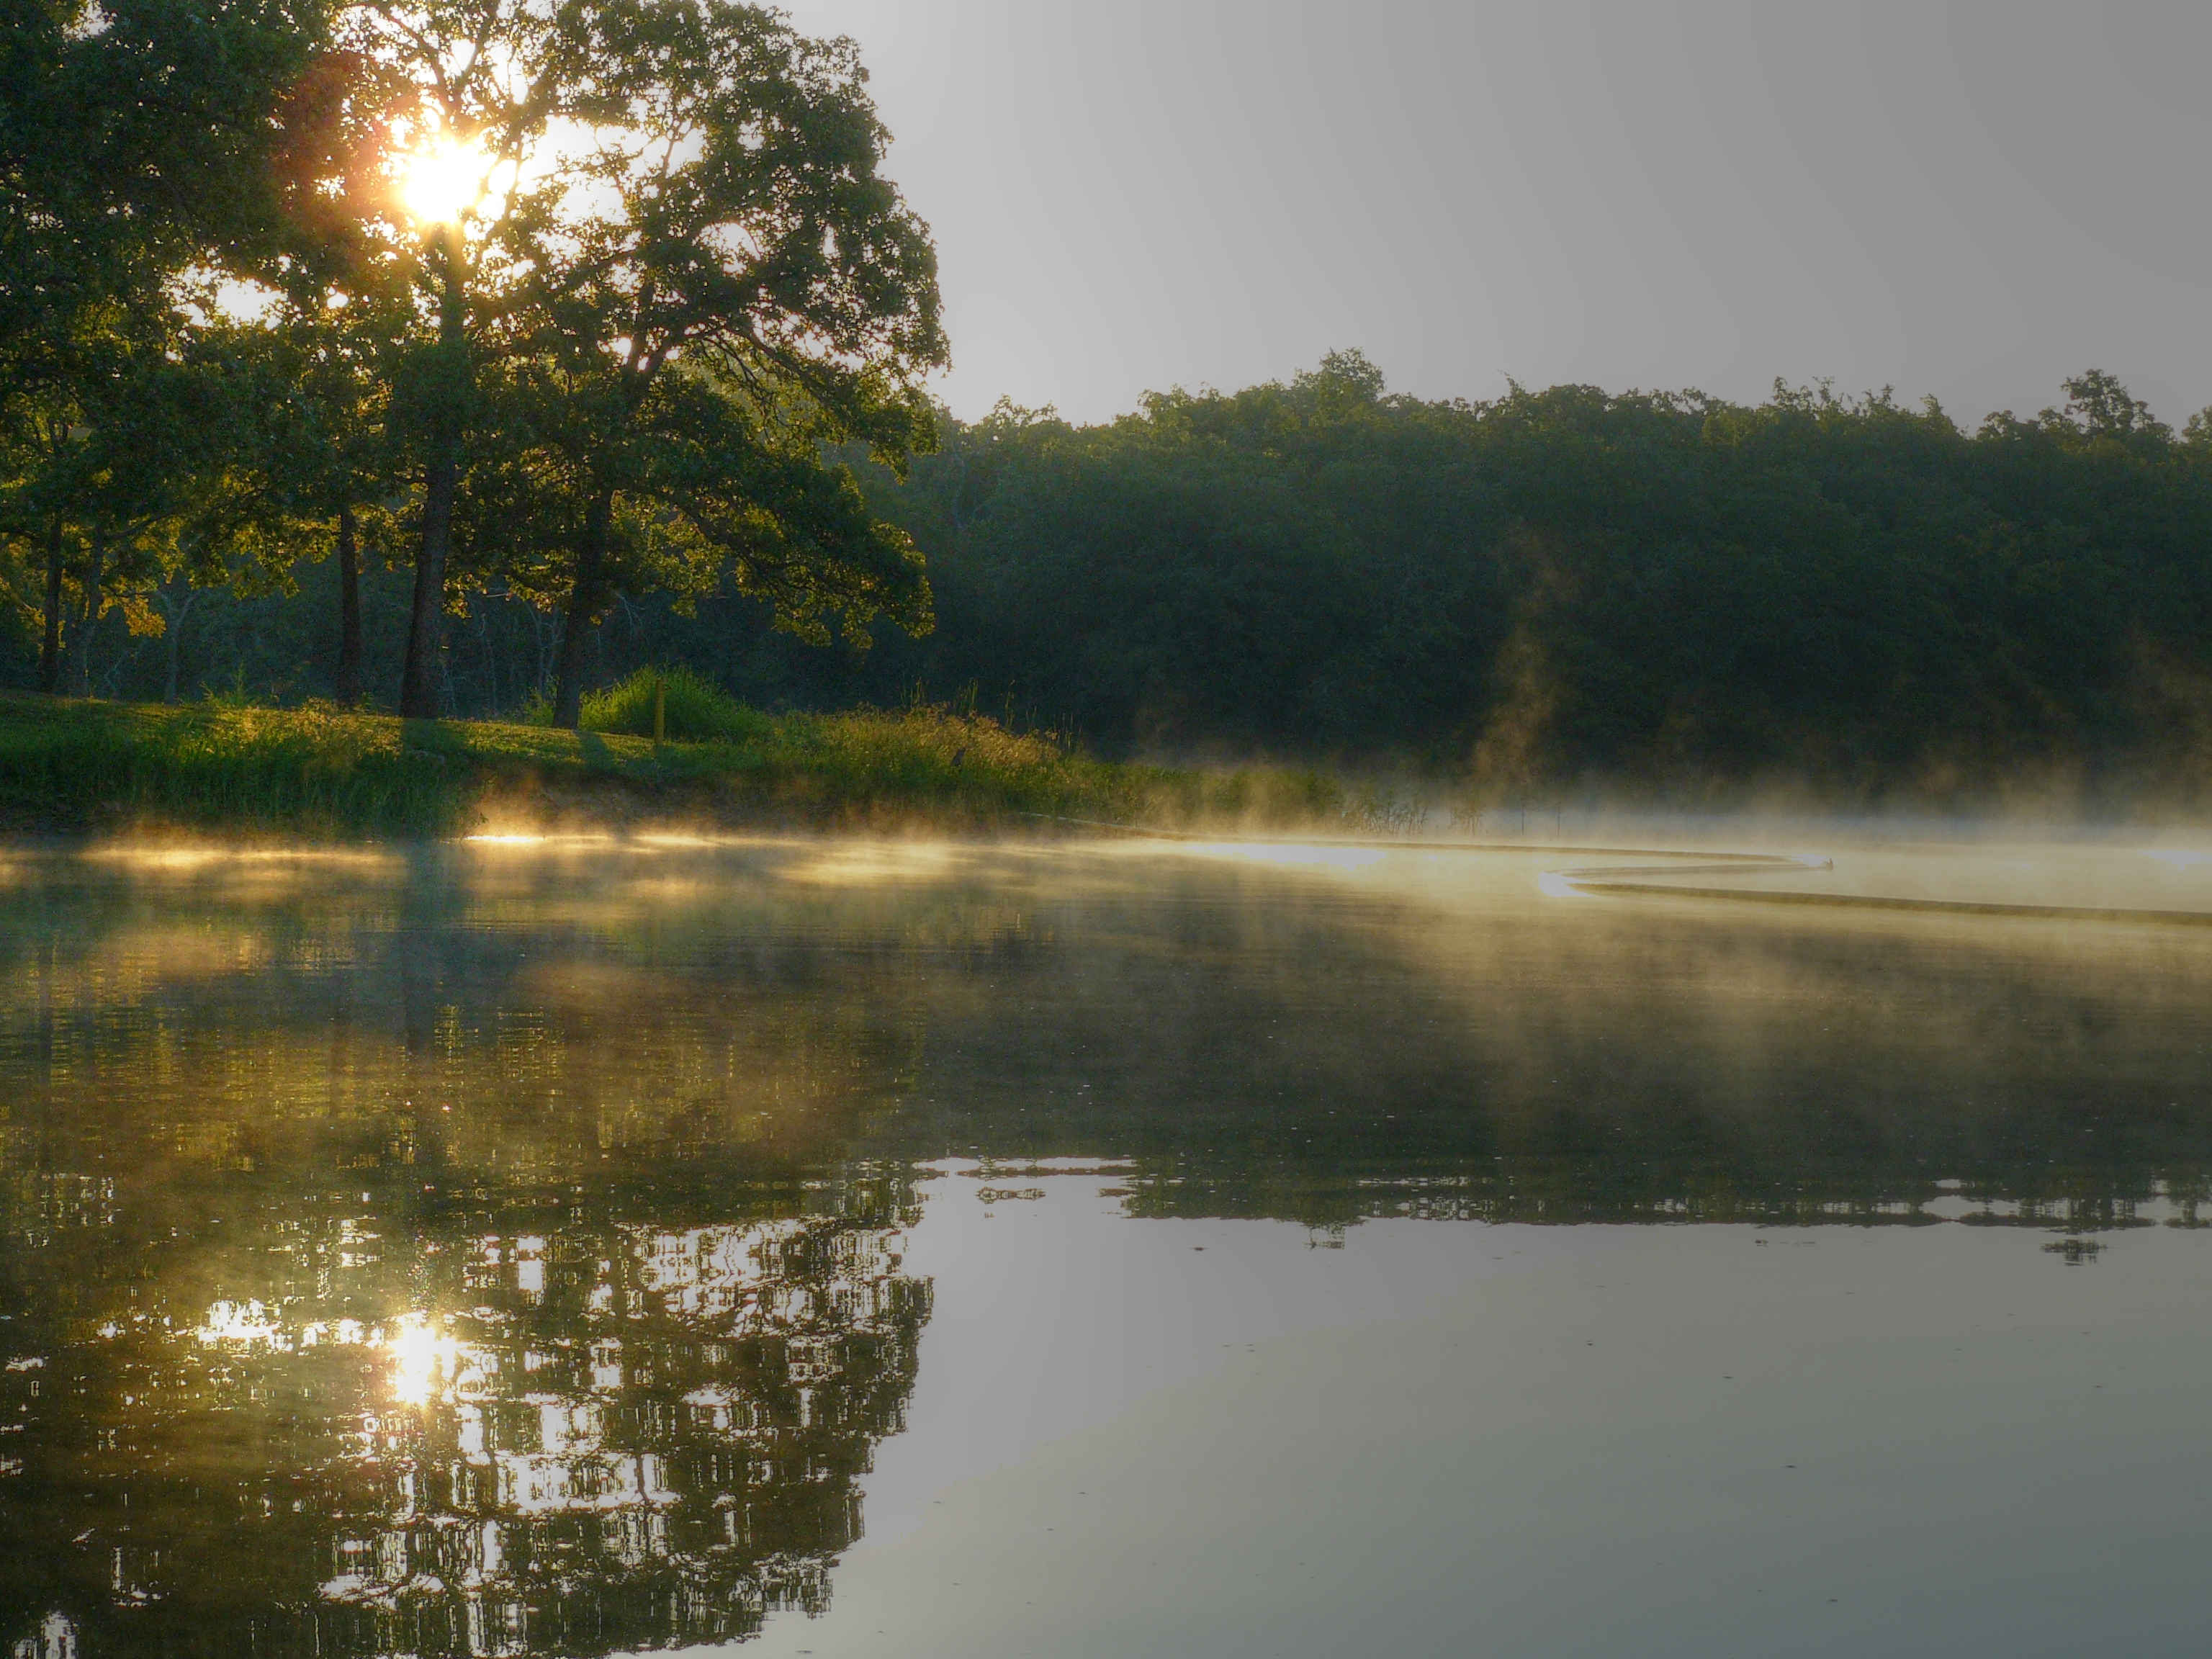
top-left (1, 832), bottom-right (2208, 1658)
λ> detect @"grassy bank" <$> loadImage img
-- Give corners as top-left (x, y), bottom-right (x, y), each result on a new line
top-left (0, 690), bottom-right (1349, 840)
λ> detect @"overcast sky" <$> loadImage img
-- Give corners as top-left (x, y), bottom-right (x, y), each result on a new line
top-left (778, 0), bottom-right (2210, 428)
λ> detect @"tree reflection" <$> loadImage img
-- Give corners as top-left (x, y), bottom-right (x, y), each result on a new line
top-left (0, 848), bottom-right (939, 1657)
top-left (0, 1166), bottom-right (928, 1656)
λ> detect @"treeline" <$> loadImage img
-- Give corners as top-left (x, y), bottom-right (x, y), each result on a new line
top-left (847, 356), bottom-right (2212, 798)
top-left (19, 348), bottom-right (2212, 802)
top-left (453, 352), bottom-right (2212, 800)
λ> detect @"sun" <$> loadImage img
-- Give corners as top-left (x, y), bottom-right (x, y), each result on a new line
top-left (400, 130), bottom-right (488, 225)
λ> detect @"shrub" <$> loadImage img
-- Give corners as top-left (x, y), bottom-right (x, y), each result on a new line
top-left (580, 667), bottom-right (773, 745)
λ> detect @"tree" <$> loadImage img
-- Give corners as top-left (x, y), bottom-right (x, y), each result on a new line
top-left (0, 295), bottom-right (208, 696)
top-left (179, 294), bottom-right (414, 706)
top-left (2050, 368), bottom-right (2170, 448)
top-left (492, 0), bottom-right (946, 727)
top-left (248, 35), bottom-right (436, 705)
top-left (323, 0), bottom-right (602, 718)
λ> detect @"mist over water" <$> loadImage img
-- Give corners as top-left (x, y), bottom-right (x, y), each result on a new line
top-left (2, 834), bottom-right (2209, 1655)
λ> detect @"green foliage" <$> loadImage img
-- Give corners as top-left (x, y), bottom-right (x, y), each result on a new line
top-left (264, 0), bottom-right (947, 722)
top-left (469, 0), bottom-right (946, 724)
top-left (580, 665), bottom-right (773, 743)
top-left (0, 0), bottom-right (327, 688)
top-left (0, 0), bottom-right (322, 351)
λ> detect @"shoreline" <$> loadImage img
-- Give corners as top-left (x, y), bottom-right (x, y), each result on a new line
top-left (0, 691), bottom-right (1343, 842)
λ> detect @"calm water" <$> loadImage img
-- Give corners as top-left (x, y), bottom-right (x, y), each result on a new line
top-left (1, 834), bottom-right (2209, 1658)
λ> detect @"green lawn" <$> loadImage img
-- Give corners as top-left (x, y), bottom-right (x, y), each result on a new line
top-left (0, 693), bottom-right (1349, 839)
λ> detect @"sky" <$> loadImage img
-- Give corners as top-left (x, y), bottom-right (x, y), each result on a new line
top-left (778, 0), bottom-right (2211, 428)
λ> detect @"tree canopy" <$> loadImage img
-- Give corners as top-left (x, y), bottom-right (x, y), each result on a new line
top-left (0, 0), bottom-right (944, 721)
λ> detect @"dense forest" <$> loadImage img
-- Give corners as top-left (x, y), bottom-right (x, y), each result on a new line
top-left (8, 1), bottom-right (2212, 803)
top-left (845, 357), bottom-right (2212, 799)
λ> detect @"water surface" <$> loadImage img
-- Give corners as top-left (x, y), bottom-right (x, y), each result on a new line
top-left (1, 835), bottom-right (2208, 1657)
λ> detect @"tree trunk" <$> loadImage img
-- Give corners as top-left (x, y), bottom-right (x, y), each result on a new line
top-left (552, 491), bottom-right (613, 729)
top-left (400, 450), bottom-right (455, 717)
top-left (478, 606), bottom-right (498, 714)
top-left (163, 590), bottom-right (189, 704)
top-left (335, 504), bottom-right (364, 706)
top-left (72, 533), bottom-right (103, 698)
top-left (37, 517), bottom-right (62, 695)
top-left (399, 227), bottom-right (466, 721)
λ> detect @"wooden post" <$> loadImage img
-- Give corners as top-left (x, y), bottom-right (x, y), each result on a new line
top-left (653, 673), bottom-right (665, 749)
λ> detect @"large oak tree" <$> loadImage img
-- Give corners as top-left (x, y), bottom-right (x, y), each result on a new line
top-left (483, 0), bottom-right (945, 725)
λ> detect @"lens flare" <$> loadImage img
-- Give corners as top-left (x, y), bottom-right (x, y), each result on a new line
top-left (400, 132), bottom-right (490, 225)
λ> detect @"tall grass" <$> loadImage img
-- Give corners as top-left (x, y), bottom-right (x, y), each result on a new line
top-left (638, 696), bottom-right (1357, 827)
top-left (0, 688), bottom-right (1371, 839)
top-left (0, 696), bottom-right (472, 836)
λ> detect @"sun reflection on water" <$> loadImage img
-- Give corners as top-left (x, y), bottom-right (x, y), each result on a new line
top-left (783, 841), bottom-right (966, 885)
top-left (84, 846), bottom-right (400, 871)
top-left (382, 1314), bottom-right (461, 1408)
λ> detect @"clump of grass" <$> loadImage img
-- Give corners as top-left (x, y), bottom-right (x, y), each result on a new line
top-left (701, 701), bottom-right (1136, 821)
top-left (581, 666), bottom-right (773, 744)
